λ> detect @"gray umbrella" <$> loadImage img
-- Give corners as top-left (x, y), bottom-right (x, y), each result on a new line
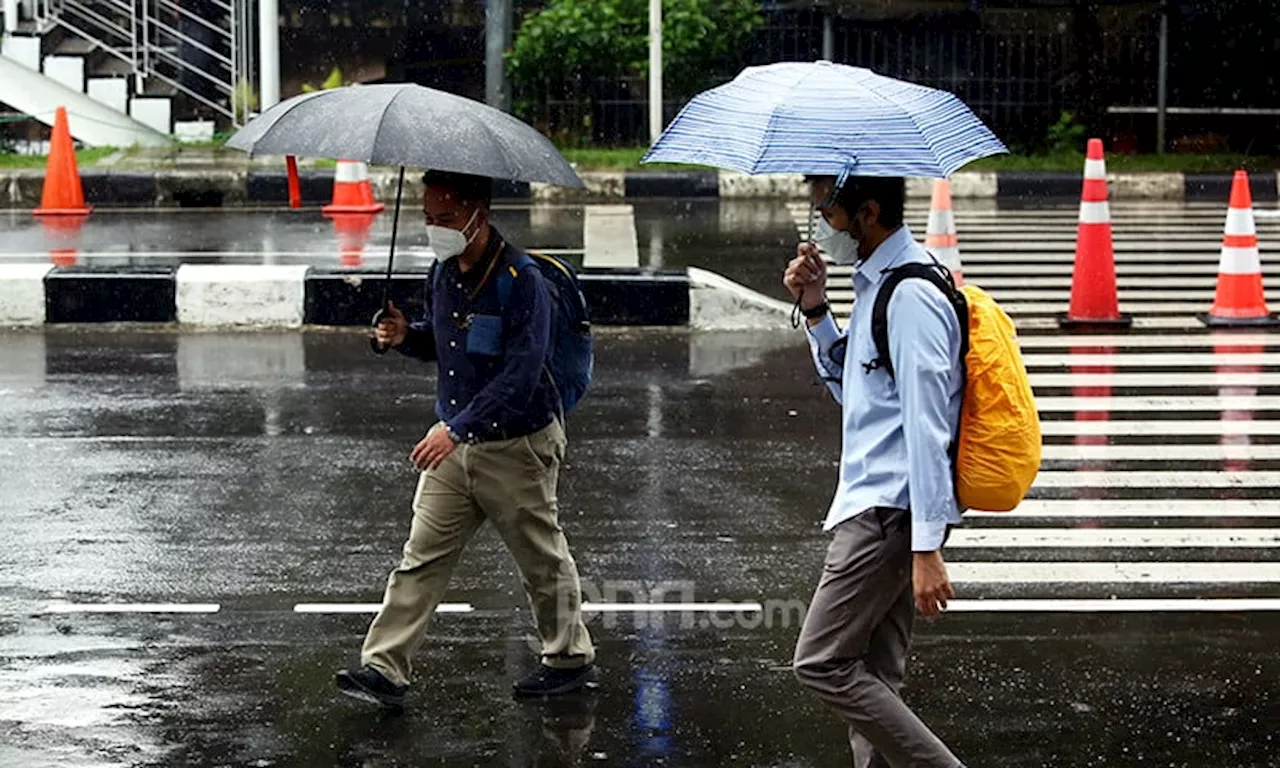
top-left (226, 83), bottom-right (582, 354)
top-left (226, 83), bottom-right (583, 188)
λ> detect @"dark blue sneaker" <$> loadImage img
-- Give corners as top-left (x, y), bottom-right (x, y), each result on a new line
top-left (336, 666), bottom-right (407, 710)
top-left (513, 664), bottom-right (598, 698)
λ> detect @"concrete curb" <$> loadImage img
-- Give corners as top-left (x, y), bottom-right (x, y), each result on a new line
top-left (0, 265), bottom-right (697, 328)
top-left (2, 169), bottom-right (1276, 206)
top-left (687, 267), bottom-right (792, 331)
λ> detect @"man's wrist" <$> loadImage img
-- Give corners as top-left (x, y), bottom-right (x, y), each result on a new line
top-left (800, 299), bottom-right (829, 318)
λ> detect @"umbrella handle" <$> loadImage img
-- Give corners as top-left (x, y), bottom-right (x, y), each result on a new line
top-left (369, 307), bottom-right (390, 355)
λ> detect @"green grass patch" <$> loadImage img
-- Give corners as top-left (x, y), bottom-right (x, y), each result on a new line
top-left (0, 147), bottom-right (120, 169)
top-left (561, 146), bottom-right (707, 171)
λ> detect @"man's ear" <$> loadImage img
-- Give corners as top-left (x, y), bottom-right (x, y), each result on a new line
top-left (861, 200), bottom-right (882, 229)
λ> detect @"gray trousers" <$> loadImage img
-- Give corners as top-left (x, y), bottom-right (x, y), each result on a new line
top-left (793, 507), bottom-right (961, 768)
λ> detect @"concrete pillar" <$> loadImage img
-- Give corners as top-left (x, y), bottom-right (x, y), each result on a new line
top-left (259, 0), bottom-right (280, 110)
top-left (583, 205), bottom-right (639, 268)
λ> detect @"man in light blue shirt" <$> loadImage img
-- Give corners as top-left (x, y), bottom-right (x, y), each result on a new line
top-left (786, 175), bottom-right (966, 768)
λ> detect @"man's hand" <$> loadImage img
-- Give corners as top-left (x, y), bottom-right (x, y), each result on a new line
top-left (372, 301), bottom-right (409, 348)
top-left (783, 242), bottom-right (828, 312)
top-left (410, 423), bottom-right (458, 471)
top-left (913, 550), bottom-right (955, 618)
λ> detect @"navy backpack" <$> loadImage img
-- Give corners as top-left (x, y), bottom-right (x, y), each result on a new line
top-left (498, 252), bottom-right (594, 415)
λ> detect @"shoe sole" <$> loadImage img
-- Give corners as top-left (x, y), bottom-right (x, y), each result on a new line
top-left (336, 674), bottom-right (405, 710)
top-left (512, 668), bottom-right (600, 699)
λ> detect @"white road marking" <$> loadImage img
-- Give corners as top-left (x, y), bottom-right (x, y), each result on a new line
top-left (976, 499), bottom-right (1280, 518)
top-left (948, 562), bottom-right (1280, 583)
top-left (1018, 334), bottom-right (1280, 349)
top-left (948, 528), bottom-right (1280, 548)
top-left (1039, 421), bottom-right (1280, 436)
top-left (1029, 373), bottom-right (1280, 386)
top-left (39, 603), bottom-right (221, 614)
top-left (945, 598), bottom-right (1280, 612)
top-left (1035, 396), bottom-right (1280, 412)
top-left (1022, 352), bottom-right (1279, 366)
top-left (583, 602), bottom-right (764, 612)
top-left (1035, 470), bottom-right (1280, 487)
top-left (1040, 444), bottom-right (1280, 461)
top-left (292, 603), bottom-right (474, 614)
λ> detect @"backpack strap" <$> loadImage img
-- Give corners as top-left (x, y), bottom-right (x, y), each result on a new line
top-left (496, 248), bottom-right (534, 306)
top-left (869, 260), bottom-right (968, 380)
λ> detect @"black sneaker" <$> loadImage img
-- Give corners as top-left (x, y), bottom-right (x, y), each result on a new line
top-left (513, 664), bottom-right (598, 698)
top-left (336, 666), bottom-right (407, 710)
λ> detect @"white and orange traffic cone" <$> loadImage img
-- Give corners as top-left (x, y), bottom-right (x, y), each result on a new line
top-left (925, 178), bottom-right (964, 285)
top-left (322, 160), bottom-right (385, 215)
top-left (1200, 170), bottom-right (1280, 326)
top-left (1060, 138), bottom-right (1130, 328)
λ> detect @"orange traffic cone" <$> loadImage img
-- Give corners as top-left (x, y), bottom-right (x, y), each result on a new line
top-left (925, 178), bottom-right (963, 285)
top-left (322, 160), bottom-right (384, 215)
top-left (1059, 139), bottom-right (1130, 328)
top-left (34, 106), bottom-right (91, 217)
top-left (1200, 170), bottom-right (1280, 326)
top-left (330, 212), bottom-right (378, 268)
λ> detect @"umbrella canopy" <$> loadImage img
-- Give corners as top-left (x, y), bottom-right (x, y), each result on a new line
top-left (226, 83), bottom-right (584, 188)
top-left (643, 61), bottom-right (1006, 179)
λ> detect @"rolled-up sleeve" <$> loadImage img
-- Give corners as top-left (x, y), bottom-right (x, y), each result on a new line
top-left (805, 314), bottom-right (847, 404)
top-left (887, 282), bottom-right (962, 552)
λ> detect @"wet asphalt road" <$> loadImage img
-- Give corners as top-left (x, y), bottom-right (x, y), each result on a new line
top-left (1, 328), bottom-right (1277, 767)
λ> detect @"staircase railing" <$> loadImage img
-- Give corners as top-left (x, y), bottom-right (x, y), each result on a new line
top-left (32, 0), bottom-right (255, 125)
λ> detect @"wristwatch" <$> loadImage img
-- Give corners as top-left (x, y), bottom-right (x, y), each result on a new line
top-left (444, 424), bottom-right (463, 443)
top-left (801, 300), bottom-right (830, 319)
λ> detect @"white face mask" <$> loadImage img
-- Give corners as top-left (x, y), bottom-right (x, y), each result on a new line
top-left (812, 216), bottom-right (859, 265)
top-left (426, 208), bottom-right (481, 260)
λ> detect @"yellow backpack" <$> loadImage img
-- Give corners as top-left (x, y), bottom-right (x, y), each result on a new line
top-left (870, 261), bottom-right (1041, 512)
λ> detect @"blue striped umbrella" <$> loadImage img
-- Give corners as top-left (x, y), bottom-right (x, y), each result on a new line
top-left (643, 61), bottom-right (1007, 179)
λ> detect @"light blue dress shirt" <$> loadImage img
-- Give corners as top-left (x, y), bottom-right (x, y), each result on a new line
top-left (806, 224), bottom-right (964, 552)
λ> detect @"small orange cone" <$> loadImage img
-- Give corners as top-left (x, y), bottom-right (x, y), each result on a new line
top-left (1200, 170), bottom-right (1280, 326)
top-left (34, 106), bottom-right (92, 217)
top-left (322, 159), bottom-right (384, 215)
top-left (330, 212), bottom-right (378, 268)
top-left (1059, 139), bottom-right (1130, 328)
top-left (925, 178), bottom-right (963, 285)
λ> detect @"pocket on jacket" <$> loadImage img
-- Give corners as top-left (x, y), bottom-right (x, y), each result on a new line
top-left (466, 314), bottom-right (503, 356)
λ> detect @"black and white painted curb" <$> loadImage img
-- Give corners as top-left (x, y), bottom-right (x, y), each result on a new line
top-left (0, 263), bottom-right (792, 330)
top-left (2, 169), bottom-right (1276, 206)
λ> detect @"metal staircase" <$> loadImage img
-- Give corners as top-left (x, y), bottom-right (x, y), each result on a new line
top-left (0, 0), bottom-right (256, 146)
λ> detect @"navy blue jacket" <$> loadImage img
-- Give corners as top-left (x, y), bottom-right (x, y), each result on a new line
top-left (397, 228), bottom-right (559, 443)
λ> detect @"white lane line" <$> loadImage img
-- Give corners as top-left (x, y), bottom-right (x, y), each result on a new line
top-left (40, 603), bottom-right (221, 614)
top-left (978, 291), bottom-right (1280, 302)
top-left (1041, 444), bottom-right (1280, 461)
top-left (1029, 373), bottom-right (1280, 386)
top-left (948, 528), bottom-right (1280, 548)
top-left (583, 602), bottom-right (763, 612)
top-left (1035, 470), bottom-right (1280, 488)
top-left (1023, 353), bottom-right (1280, 367)
top-left (1035, 396), bottom-right (1280, 412)
top-left (293, 603), bottom-right (474, 614)
top-left (949, 562), bottom-right (1280, 583)
top-left (1040, 422), bottom-right (1280, 437)
top-left (946, 598), bottom-right (1280, 612)
top-left (1018, 317), bottom-right (1201, 331)
top-left (974, 499), bottom-right (1280, 518)
top-left (1019, 334), bottom-right (1280, 349)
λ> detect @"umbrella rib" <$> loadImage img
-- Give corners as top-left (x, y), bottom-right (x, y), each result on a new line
top-left (369, 86), bottom-right (411, 166)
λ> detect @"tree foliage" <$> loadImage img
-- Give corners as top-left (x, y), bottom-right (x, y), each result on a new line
top-left (507, 0), bottom-right (763, 98)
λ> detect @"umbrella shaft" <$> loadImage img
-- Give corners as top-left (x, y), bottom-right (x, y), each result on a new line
top-left (382, 166), bottom-right (406, 308)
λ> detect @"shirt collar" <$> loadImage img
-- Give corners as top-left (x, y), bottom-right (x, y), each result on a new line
top-left (854, 224), bottom-right (914, 286)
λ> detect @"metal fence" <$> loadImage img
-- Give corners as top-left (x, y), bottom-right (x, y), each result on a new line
top-left (33, 0), bottom-right (255, 124)
top-left (513, 6), bottom-right (1160, 149)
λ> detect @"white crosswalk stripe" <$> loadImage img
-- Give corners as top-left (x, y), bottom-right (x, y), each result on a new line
top-left (789, 200), bottom-right (1280, 603)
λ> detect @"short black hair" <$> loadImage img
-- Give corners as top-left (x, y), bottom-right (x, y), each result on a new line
top-left (808, 174), bottom-right (906, 229)
top-left (421, 170), bottom-right (492, 207)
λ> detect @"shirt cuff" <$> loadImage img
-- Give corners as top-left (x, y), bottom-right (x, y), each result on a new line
top-left (912, 519), bottom-right (950, 553)
top-left (805, 314), bottom-right (841, 348)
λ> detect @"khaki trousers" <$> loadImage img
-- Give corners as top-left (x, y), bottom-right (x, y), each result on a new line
top-left (793, 507), bottom-right (962, 768)
top-left (362, 419), bottom-right (595, 686)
